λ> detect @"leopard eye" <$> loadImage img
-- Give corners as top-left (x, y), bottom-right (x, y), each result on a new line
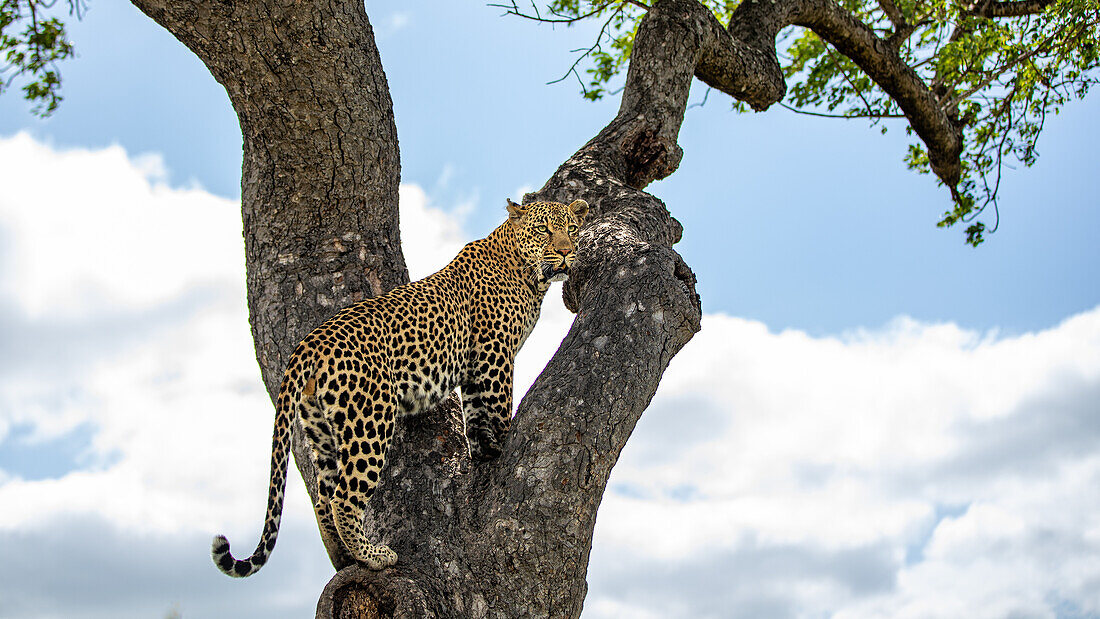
top-left (535, 225), bottom-right (550, 235)
top-left (567, 225), bottom-right (578, 235)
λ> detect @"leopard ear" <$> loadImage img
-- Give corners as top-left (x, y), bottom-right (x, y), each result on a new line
top-left (568, 199), bottom-right (589, 224)
top-left (506, 198), bottom-right (526, 225)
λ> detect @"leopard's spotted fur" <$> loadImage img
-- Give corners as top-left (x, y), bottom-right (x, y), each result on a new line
top-left (212, 199), bottom-right (588, 576)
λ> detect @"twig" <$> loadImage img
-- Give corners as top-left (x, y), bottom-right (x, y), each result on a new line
top-left (779, 101), bottom-right (904, 118)
top-left (490, 0), bottom-right (615, 24)
top-left (545, 5), bottom-right (626, 94)
top-left (825, 46), bottom-right (880, 119)
top-left (688, 86), bottom-right (711, 109)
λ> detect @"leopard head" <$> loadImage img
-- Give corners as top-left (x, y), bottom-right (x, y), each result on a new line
top-left (507, 198), bottom-right (588, 283)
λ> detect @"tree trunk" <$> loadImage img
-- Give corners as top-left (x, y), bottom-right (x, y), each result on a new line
top-left (131, 0), bottom-right (406, 569)
top-left (134, 0), bottom-right (708, 616)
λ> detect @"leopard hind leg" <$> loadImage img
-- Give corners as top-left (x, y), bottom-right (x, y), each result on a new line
top-left (323, 379), bottom-right (398, 570)
top-left (297, 377), bottom-right (346, 564)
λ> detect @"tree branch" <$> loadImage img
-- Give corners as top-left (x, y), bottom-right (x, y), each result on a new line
top-left (964, 0), bottom-right (1054, 18)
top-left (877, 0), bottom-right (908, 30)
top-left (725, 0), bottom-right (964, 187)
top-left (798, 0), bottom-right (964, 186)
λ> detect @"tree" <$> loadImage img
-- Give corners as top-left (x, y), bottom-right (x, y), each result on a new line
top-left (125, 2), bottom-right (702, 615)
top-left (5, 0), bottom-right (1094, 616)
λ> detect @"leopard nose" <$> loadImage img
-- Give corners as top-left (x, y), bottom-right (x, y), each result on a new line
top-left (555, 248), bottom-right (571, 257)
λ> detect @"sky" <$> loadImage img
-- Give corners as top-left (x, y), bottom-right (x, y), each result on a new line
top-left (0, 1), bottom-right (1098, 618)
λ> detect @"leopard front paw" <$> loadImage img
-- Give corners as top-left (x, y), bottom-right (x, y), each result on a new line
top-left (467, 426), bottom-right (502, 462)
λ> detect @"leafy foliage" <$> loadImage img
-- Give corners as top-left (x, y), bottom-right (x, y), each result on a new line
top-left (1, 0), bottom-right (82, 116)
top-left (508, 0), bottom-right (1100, 245)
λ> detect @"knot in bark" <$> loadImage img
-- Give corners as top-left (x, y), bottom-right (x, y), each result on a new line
top-left (619, 124), bottom-right (683, 189)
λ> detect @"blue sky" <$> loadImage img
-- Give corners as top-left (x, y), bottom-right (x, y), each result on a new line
top-left (1, 2), bottom-right (1099, 618)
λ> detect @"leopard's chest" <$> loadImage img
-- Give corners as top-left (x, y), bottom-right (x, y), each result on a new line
top-left (517, 294), bottom-right (543, 352)
top-left (378, 268), bottom-right (546, 413)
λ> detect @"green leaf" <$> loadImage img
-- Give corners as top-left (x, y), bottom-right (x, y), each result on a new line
top-left (0, 0), bottom-right (80, 117)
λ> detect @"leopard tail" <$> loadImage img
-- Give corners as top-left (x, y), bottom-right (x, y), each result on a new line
top-left (211, 370), bottom-right (295, 578)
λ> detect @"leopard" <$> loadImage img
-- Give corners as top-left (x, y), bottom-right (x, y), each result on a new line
top-left (212, 198), bottom-right (588, 577)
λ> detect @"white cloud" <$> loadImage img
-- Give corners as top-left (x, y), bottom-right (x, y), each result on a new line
top-left (585, 309), bottom-right (1100, 618)
top-left (0, 134), bottom-right (553, 616)
top-left (513, 184), bottom-right (535, 201)
top-left (370, 10), bottom-right (410, 38)
top-left (388, 12), bottom-right (410, 32)
top-left (0, 133), bottom-right (242, 319)
top-left (2, 133), bottom-right (1099, 618)
top-left (398, 183), bottom-right (468, 280)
